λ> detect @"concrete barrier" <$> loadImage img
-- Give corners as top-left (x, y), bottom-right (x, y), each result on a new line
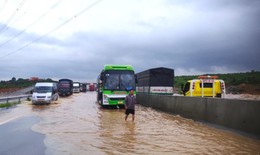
top-left (137, 94), bottom-right (260, 136)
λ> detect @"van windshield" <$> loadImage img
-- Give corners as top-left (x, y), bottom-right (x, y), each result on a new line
top-left (34, 86), bottom-right (52, 93)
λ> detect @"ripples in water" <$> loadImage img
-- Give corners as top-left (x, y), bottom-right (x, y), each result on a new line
top-left (24, 93), bottom-right (260, 154)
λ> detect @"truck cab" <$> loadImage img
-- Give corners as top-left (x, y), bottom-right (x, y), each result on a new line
top-left (182, 76), bottom-right (226, 98)
top-left (73, 82), bottom-right (80, 93)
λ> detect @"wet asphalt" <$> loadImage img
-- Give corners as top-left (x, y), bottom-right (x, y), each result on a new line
top-left (0, 115), bottom-right (45, 155)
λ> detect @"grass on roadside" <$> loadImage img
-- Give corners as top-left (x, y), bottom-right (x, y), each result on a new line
top-left (0, 101), bottom-right (21, 108)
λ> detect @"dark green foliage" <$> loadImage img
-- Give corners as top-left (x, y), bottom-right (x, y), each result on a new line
top-left (0, 78), bottom-right (57, 89)
top-left (0, 102), bottom-right (19, 108)
top-left (0, 78), bottom-right (34, 88)
top-left (213, 71), bottom-right (260, 86)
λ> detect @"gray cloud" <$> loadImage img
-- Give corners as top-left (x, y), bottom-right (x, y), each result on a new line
top-left (1, 0), bottom-right (260, 82)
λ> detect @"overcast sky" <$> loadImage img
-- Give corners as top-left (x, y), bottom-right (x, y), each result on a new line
top-left (0, 0), bottom-right (259, 82)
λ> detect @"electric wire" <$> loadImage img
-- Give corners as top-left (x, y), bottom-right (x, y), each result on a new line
top-left (0, 0), bottom-right (8, 14)
top-left (0, 0), bottom-right (102, 60)
top-left (0, 0), bottom-right (62, 48)
top-left (0, 0), bottom-right (26, 34)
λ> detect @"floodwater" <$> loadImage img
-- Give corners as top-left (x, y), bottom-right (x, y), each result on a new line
top-left (1, 92), bottom-right (260, 154)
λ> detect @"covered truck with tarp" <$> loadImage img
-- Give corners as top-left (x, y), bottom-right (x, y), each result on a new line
top-left (136, 67), bottom-right (174, 95)
top-left (58, 79), bottom-right (73, 96)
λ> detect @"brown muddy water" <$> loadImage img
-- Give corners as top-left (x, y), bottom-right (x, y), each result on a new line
top-left (1, 92), bottom-right (260, 154)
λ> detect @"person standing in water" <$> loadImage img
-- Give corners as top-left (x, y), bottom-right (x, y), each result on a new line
top-left (125, 88), bottom-right (136, 122)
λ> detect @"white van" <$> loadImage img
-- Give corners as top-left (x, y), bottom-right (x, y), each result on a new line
top-left (32, 82), bottom-right (59, 104)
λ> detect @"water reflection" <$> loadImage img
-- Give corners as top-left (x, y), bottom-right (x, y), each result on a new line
top-left (7, 92), bottom-right (259, 154)
top-left (124, 122), bottom-right (136, 151)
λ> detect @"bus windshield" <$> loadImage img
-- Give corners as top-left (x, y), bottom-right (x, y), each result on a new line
top-left (104, 70), bottom-right (135, 91)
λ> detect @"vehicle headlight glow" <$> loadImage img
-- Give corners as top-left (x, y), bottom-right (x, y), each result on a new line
top-left (103, 95), bottom-right (109, 103)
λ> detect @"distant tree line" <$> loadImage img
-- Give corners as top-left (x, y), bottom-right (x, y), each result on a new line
top-left (2, 71), bottom-right (260, 90)
top-left (0, 77), bottom-right (56, 89)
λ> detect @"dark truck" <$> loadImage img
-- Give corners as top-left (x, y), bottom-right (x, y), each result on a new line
top-left (80, 83), bottom-right (87, 92)
top-left (136, 67), bottom-right (174, 95)
top-left (58, 79), bottom-right (73, 96)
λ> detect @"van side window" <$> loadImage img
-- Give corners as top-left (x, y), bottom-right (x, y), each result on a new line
top-left (200, 83), bottom-right (213, 88)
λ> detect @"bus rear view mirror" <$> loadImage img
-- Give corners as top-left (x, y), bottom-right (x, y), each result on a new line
top-left (100, 72), bottom-right (105, 81)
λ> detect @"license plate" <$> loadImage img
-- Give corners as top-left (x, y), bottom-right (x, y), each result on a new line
top-left (118, 101), bottom-right (123, 104)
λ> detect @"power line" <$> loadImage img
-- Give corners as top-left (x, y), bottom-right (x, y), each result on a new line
top-left (0, 0), bottom-right (26, 34)
top-left (0, 0), bottom-right (103, 60)
top-left (0, 0), bottom-right (62, 48)
top-left (0, 0), bottom-right (8, 14)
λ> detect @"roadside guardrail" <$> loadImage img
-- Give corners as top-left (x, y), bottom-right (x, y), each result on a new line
top-left (0, 94), bottom-right (32, 104)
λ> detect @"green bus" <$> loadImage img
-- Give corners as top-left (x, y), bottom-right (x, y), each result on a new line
top-left (97, 65), bottom-right (137, 107)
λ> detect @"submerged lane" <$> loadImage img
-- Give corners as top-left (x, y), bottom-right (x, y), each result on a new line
top-left (31, 92), bottom-right (260, 154)
top-left (1, 92), bottom-right (259, 154)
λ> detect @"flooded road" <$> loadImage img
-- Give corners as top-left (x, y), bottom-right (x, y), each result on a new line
top-left (1, 92), bottom-right (260, 154)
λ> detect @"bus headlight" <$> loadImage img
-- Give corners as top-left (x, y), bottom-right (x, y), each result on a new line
top-left (103, 95), bottom-right (108, 103)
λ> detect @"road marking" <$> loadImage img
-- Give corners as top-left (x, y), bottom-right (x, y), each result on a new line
top-left (0, 115), bottom-right (24, 125)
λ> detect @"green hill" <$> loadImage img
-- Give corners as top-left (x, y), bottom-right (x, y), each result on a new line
top-left (0, 78), bottom-right (56, 93)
